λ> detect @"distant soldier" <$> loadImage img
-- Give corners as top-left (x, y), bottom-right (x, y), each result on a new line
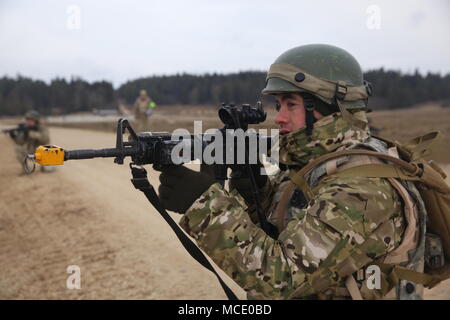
top-left (4, 110), bottom-right (51, 173)
top-left (133, 89), bottom-right (157, 132)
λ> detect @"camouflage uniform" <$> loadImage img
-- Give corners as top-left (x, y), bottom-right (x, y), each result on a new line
top-left (13, 124), bottom-right (50, 166)
top-left (179, 111), bottom-right (424, 300)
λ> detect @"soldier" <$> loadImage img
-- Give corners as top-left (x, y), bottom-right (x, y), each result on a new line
top-left (133, 89), bottom-right (157, 132)
top-left (158, 44), bottom-right (426, 300)
top-left (6, 110), bottom-right (51, 173)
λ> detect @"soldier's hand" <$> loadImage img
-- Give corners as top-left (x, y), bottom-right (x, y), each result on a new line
top-left (229, 164), bottom-right (268, 205)
top-left (158, 165), bottom-right (216, 214)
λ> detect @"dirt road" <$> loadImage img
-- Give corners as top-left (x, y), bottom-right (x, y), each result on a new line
top-left (0, 126), bottom-right (449, 299)
top-left (0, 126), bottom-right (246, 299)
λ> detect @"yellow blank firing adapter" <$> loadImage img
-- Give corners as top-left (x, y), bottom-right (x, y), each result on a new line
top-left (34, 145), bottom-right (65, 165)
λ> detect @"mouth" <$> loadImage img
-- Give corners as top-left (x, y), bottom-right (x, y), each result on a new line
top-left (279, 128), bottom-right (291, 135)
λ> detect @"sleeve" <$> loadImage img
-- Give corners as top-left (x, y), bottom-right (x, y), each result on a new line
top-left (28, 126), bottom-right (50, 144)
top-left (11, 131), bottom-right (26, 145)
top-left (179, 176), bottom-right (404, 300)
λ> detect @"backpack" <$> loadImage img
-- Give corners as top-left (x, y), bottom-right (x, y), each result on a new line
top-left (281, 131), bottom-right (450, 298)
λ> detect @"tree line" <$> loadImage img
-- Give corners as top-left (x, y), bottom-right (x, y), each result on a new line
top-left (0, 69), bottom-right (449, 116)
top-left (0, 76), bottom-right (115, 116)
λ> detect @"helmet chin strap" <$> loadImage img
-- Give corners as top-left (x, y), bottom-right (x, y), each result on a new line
top-left (301, 93), bottom-right (316, 136)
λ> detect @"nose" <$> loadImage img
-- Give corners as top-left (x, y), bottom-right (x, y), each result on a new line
top-left (275, 106), bottom-right (289, 126)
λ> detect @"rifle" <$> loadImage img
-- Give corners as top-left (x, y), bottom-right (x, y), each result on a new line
top-left (30, 103), bottom-right (276, 228)
top-left (32, 103), bottom-right (272, 170)
top-left (28, 102), bottom-right (278, 299)
top-left (3, 123), bottom-right (37, 139)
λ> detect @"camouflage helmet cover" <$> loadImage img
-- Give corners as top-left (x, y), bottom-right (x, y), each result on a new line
top-left (262, 44), bottom-right (372, 110)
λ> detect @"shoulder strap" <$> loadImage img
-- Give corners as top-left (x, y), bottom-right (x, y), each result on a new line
top-left (297, 149), bottom-right (419, 177)
top-left (129, 165), bottom-right (238, 300)
top-left (289, 149), bottom-right (422, 199)
top-left (331, 163), bottom-right (421, 181)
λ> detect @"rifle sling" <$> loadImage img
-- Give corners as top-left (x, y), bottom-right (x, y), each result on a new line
top-left (129, 165), bottom-right (238, 300)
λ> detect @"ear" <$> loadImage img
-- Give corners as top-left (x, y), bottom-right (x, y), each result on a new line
top-left (313, 109), bottom-right (324, 120)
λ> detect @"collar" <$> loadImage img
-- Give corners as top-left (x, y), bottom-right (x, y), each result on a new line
top-left (278, 111), bottom-right (370, 167)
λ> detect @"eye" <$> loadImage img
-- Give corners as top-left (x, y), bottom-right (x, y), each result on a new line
top-left (275, 102), bottom-right (281, 112)
top-left (287, 101), bottom-right (299, 109)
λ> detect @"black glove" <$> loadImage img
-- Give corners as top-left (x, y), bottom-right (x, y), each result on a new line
top-left (229, 165), bottom-right (268, 205)
top-left (158, 165), bottom-right (216, 214)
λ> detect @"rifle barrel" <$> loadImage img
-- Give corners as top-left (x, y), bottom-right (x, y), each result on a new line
top-left (64, 147), bottom-right (139, 161)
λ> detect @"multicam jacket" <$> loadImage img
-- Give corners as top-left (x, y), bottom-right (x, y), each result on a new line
top-left (179, 112), bottom-right (422, 300)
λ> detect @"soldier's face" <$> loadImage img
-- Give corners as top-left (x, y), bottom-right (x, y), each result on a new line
top-left (26, 119), bottom-right (36, 126)
top-left (274, 93), bottom-right (323, 134)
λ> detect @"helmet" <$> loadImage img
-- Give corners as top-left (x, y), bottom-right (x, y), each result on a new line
top-left (262, 44), bottom-right (372, 108)
top-left (262, 44), bottom-right (372, 133)
top-left (25, 110), bottom-right (41, 121)
top-left (140, 89), bottom-right (147, 95)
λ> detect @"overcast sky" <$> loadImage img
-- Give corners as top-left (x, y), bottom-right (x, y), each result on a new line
top-left (1, 0), bottom-right (449, 87)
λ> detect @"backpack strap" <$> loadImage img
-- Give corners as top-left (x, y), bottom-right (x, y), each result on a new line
top-left (345, 275), bottom-right (363, 300)
top-left (288, 149), bottom-right (421, 201)
top-left (331, 163), bottom-right (421, 181)
top-left (382, 177), bottom-right (419, 265)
